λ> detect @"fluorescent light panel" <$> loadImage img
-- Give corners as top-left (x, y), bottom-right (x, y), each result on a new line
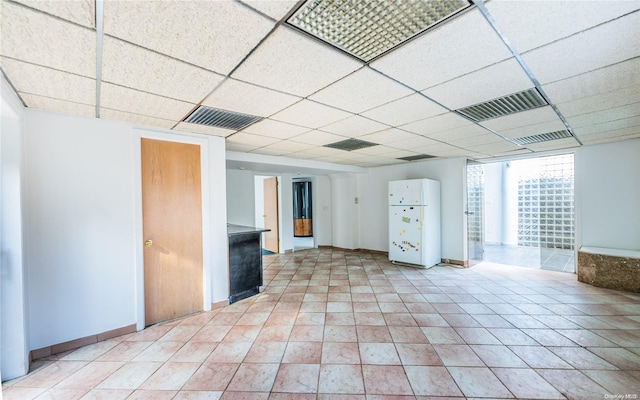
top-left (398, 154), bottom-right (436, 161)
top-left (184, 106), bottom-right (263, 130)
top-left (456, 88), bottom-right (548, 121)
top-left (287, 0), bottom-right (470, 61)
top-left (324, 138), bottom-right (377, 151)
top-left (510, 130), bottom-right (572, 145)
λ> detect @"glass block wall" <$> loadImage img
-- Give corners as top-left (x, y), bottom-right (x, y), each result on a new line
top-left (467, 163), bottom-right (484, 242)
top-left (515, 154), bottom-right (575, 249)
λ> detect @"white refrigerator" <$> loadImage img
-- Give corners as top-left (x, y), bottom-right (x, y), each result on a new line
top-left (388, 178), bottom-right (441, 268)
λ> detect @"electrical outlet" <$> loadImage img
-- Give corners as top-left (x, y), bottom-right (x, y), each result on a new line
top-left (354, 197), bottom-right (359, 204)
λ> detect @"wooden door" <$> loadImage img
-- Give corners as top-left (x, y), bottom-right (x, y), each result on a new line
top-left (263, 177), bottom-right (279, 253)
top-left (141, 138), bottom-right (203, 325)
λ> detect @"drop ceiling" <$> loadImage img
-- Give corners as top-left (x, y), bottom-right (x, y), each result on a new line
top-left (1, 0), bottom-right (639, 169)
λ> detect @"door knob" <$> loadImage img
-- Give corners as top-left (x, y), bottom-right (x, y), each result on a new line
top-left (144, 239), bottom-right (153, 247)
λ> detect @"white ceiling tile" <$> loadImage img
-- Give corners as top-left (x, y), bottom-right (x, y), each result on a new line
top-left (232, 26), bottom-right (363, 96)
top-left (567, 104), bottom-right (640, 128)
top-left (242, 119), bottom-right (310, 139)
top-left (20, 93), bottom-right (95, 118)
top-left (320, 115), bottom-right (389, 137)
top-left (360, 93), bottom-right (447, 127)
top-left (260, 140), bottom-right (315, 153)
top-left (426, 124), bottom-right (490, 142)
top-left (358, 128), bottom-right (422, 145)
top-left (270, 100), bottom-right (352, 129)
top-left (486, 1), bottom-right (640, 53)
top-left (464, 139), bottom-right (521, 156)
top-left (422, 58), bottom-right (532, 109)
top-left (386, 135), bottom-right (442, 150)
top-left (1, 1), bottom-right (95, 77)
top-left (227, 132), bottom-right (281, 147)
top-left (542, 58), bottom-right (640, 104)
top-left (412, 142), bottom-right (461, 155)
top-left (103, 0), bottom-right (274, 75)
top-left (288, 146), bottom-right (346, 159)
top-left (522, 12), bottom-right (640, 85)
top-left (100, 83), bottom-right (194, 120)
top-left (526, 137), bottom-right (581, 152)
top-left (371, 9), bottom-right (513, 90)
top-left (400, 112), bottom-right (472, 136)
top-left (372, 149), bottom-right (420, 159)
top-left (352, 145), bottom-right (401, 156)
top-left (499, 119), bottom-right (568, 140)
top-left (226, 142), bottom-right (260, 152)
top-left (309, 67), bottom-right (414, 113)
top-left (291, 130), bottom-right (347, 146)
top-left (581, 129), bottom-right (640, 145)
top-left (572, 116), bottom-right (640, 138)
top-left (481, 107), bottom-right (560, 132)
top-left (202, 78), bottom-right (301, 118)
top-left (240, 0), bottom-right (298, 21)
top-left (1, 57), bottom-right (94, 105)
top-left (13, 0), bottom-right (94, 27)
top-left (250, 147), bottom-right (290, 156)
top-left (102, 36), bottom-right (224, 103)
top-left (174, 122), bottom-right (236, 137)
top-left (100, 108), bottom-right (176, 129)
top-left (555, 86), bottom-right (640, 118)
top-left (445, 132), bottom-right (504, 147)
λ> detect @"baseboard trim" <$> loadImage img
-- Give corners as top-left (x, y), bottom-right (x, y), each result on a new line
top-left (443, 258), bottom-right (468, 267)
top-left (30, 323), bottom-right (137, 361)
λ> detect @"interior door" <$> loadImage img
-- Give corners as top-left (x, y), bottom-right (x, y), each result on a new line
top-left (263, 177), bottom-right (279, 253)
top-left (466, 161), bottom-right (485, 266)
top-left (141, 138), bottom-right (203, 325)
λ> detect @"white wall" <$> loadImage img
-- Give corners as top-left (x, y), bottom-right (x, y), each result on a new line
top-left (1, 77), bottom-right (29, 380)
top-left (330, 173), bottom-right (360, 249)
top-left (313, 175), bottom-right (333, 246)
top-left (254, 176), bottom-right (266, 229)
top-left (577, 138), bottom-right (640, 251)
top-left (355, 158), bottom-right (467, 262)
top-left (280, 174), bottom-right (294, 253)
top-left (23, 110), bottom-right (228, 350)
top-left (226, 169), bottom-right (256, 227)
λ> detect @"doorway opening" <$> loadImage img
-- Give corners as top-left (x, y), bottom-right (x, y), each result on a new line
top-left (293, 179), bottom-right (314, 251)
top-left (466, 153), bottom-right (576, 273)
top-left (254, 175), bottom-right (280, 254)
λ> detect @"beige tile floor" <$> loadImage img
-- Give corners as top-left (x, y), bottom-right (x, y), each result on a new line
top-left (3, 248), bottom-right (640, 399)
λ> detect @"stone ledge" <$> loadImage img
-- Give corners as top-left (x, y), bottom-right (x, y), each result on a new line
top-left (578, 247), bottom-right (640, 293)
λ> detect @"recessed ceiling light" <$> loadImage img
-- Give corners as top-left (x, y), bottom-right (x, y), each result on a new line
top-left (324, 138), bottom-right (377, 151)
top-left (510, 130), bottom-right (572, 145)
top-left (397, 154), bottom-right (436, 162)
top-left (287, 0), bottom-right (471, 62)
top-left (455, 88), bottom-right (548, 122)
top-left (184, 105), bottom-right (263, 130)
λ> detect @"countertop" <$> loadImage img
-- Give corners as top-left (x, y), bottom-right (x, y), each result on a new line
top-left (227, 224), bottom-right (270, 236)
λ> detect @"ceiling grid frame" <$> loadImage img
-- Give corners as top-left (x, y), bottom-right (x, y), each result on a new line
top-left (473, 0), bottom-right (584, 146)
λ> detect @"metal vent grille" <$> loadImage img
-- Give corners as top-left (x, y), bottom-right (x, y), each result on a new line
top-left (398, 154), bottom-right (436, 161)
top-left (287, 0), bottom-right (470, 62)
top-left (456, 88), bottom-right (548, 121)
top-left (184, 106), bottom-right (263, 130)
top-left (511, 130), bottom-right (572, 145)
top-left (324, 138), bottom-right (377, 151)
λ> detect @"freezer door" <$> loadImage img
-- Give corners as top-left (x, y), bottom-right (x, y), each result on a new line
top-left (388, 180), bottom-right (423, 205)
top-left (389, 206), bottom-right (424, 265)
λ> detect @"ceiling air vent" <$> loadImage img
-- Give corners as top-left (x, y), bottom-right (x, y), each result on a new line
top-left (398, 154), bottom-right (436, 161)
top-left (510, 130), bottom-right (572, 146)
top-left (456, 88), bottom-right (548, 122)
top-left (287, 0), bottom-right (471, 62)
top-left (184, 106), bottom-right (263, 130)
top-left (324, 138), bottom-right (377, 151)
